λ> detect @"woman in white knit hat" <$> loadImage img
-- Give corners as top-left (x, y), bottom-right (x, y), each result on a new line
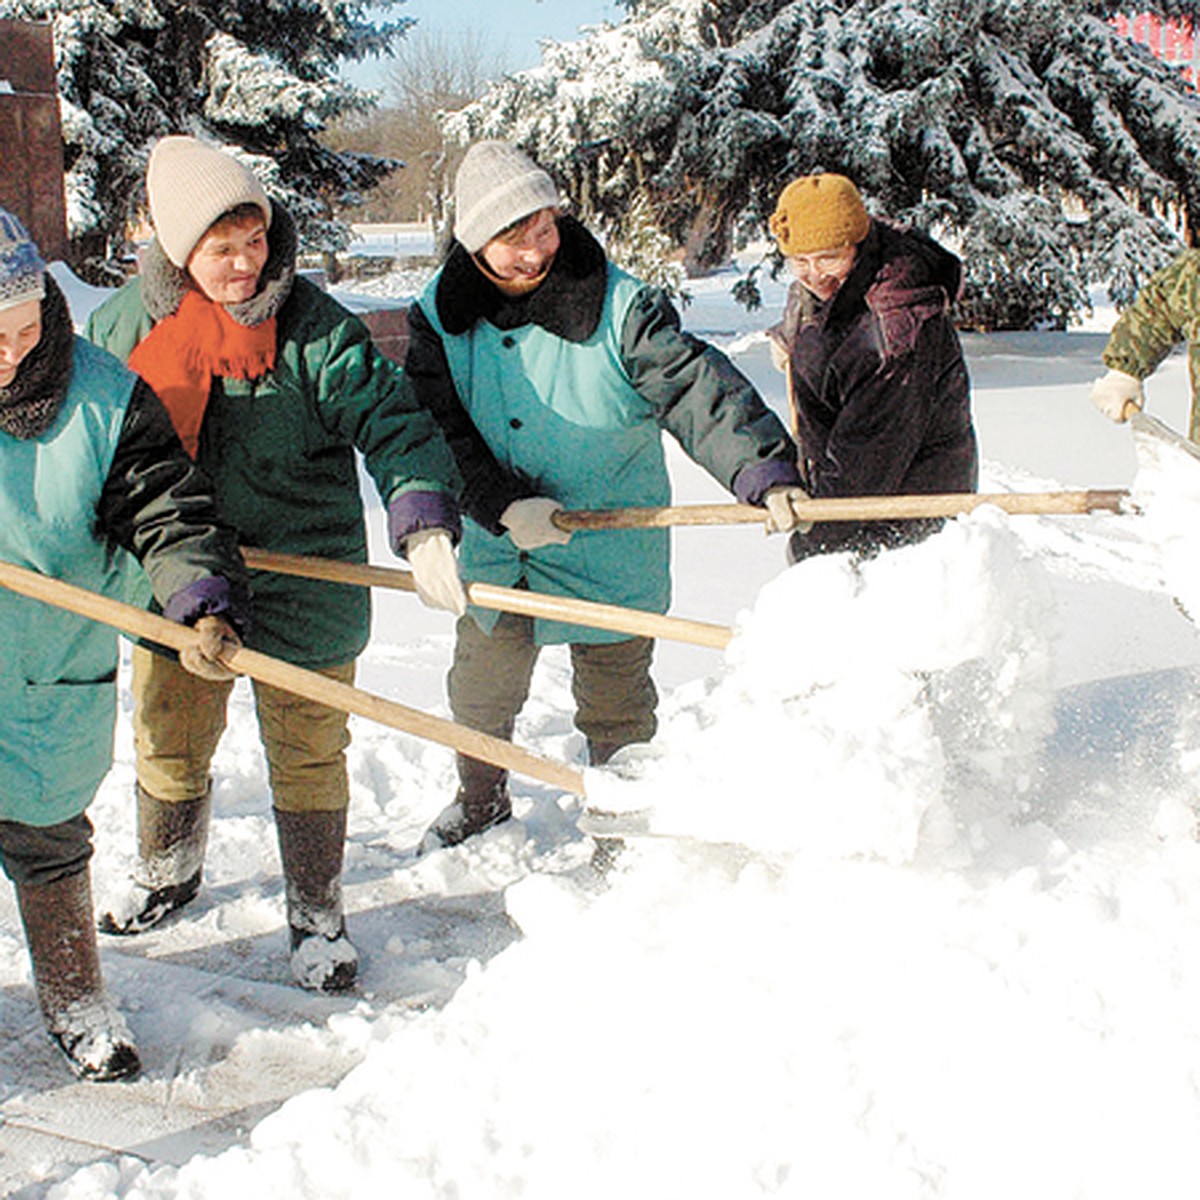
top-left (0, 206), bottom-right (247, 1080)
top-left (405, 140), bottom-right (805, 858)
top-left (85, 136), bottom-right (466, 993)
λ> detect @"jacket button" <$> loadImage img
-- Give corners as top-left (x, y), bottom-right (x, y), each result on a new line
top-left (502, 335), bottom-right (516, 348)
top-left (510, 418), bottom-right (523, 430)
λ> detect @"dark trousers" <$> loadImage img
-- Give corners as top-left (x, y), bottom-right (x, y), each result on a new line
top-left (448, 611), bottom-right (657, 787)
top-left (0, 813), bottom-right (93, 886)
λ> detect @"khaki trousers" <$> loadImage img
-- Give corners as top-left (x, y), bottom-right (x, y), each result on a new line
top-left (448, 612), bottom-right (657, 775)
top-left (131, 647), bottom-right (355, 813)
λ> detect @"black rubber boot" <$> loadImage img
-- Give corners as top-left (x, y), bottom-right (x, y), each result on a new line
top-left (419, 755), bottom-right (513, 853)
top-left (98, 785), bottom-right (210, 935)
top-left (274, 808), bottom-right (358, 993)
top-left (18, 871), bottom-right (141, 1082)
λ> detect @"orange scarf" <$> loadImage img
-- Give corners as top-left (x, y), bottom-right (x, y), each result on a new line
top-left (128, 289), bottom-right (277, 457)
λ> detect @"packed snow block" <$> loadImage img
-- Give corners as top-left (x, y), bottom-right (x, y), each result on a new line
top-left (358, 305), bottom-right (411, 367)
top-left (0, 20), bottom-right (67, 261)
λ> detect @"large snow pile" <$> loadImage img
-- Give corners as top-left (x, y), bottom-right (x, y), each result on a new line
top-left (587, 510), bottom-right (1057, 863)
top-left (50, 503), bottom-right (1200, 1199)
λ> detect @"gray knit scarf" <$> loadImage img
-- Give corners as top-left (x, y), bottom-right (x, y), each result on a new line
top-left (0, 274), bottom-right (75, 440)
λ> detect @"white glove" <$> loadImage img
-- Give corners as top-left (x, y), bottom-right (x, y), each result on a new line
top-left (406, 528), bottom-right (467, 616)
top-left (1090, 369), bottom-right (1144, 423)
top-left (500, 497), bottom-right (573, 550)
top-left (763, 486), bottom-right (814, 535)
top-left (179, 615), bottom-right (241, 681)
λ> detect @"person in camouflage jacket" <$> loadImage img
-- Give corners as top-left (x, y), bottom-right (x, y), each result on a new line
top-left (1091, 249), bottom-right (1200, 441)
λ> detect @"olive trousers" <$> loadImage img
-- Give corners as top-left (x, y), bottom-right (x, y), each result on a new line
top-left (131, 646), bottom-right (355, 813)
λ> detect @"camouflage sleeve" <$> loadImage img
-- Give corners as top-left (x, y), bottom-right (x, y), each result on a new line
top-left (1103, 251), bottom-right (1200, 379)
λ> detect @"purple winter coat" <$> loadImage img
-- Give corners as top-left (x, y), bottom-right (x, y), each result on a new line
top-left (773, 219), bottom-right (978, 562)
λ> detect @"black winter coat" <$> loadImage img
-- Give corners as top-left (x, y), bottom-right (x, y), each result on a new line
top-left (774, 219), bottom-right (978, 561)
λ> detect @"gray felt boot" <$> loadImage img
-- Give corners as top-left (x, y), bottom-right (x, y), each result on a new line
top-left (275, 807), bottom-right (359, 993)
top-left (18, 871), bottom-right (140, 1082)
top-left (98, 784), bottom-right (210, 935)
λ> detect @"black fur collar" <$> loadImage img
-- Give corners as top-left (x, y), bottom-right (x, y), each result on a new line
top-left (141, 200), bottom-right (297, 327)
top-left (434, 215), bottom-right (609, 342)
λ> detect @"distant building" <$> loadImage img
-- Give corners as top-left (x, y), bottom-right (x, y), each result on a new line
top-left (1113, 12), bottom-right (1198, 89)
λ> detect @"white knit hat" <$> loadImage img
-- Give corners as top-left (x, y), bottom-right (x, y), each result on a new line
top-left (453, 141), bottom-right (561, 253)
top-left (146, 135), bottom-right (272, 267)
top-left (0, 208), bottom-right (45, 313)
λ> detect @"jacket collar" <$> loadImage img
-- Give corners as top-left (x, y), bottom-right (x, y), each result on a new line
top-left (434, 215), bottom-right (609, 341)
top-left (802, 220), bottom-right (960, 330)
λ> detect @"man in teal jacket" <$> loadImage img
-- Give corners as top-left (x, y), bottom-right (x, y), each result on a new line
top-left (405, 141), bottom-right (806, 854)
top-left (0, 208), bottom-right (246, 1081)
top-left (85, 137), bottom-right (466, 991)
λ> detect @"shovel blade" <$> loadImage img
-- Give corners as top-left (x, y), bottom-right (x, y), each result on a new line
top-left (1130, 411), bottom-right (1200, 476)
top-left (1128, 411), bottom-right (1200, 624)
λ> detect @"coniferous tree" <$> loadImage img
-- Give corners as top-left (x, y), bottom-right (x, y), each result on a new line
top-left (0, 0), bottom-right (411, 278)
top-left (447, 0), bottom-right (1200, 328)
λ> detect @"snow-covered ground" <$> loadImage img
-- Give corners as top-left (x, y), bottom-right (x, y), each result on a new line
top-left (6, 255), bottom-right (1200, 1198)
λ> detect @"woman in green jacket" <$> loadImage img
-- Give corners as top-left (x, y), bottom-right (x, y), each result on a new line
top-left (86, 137), bottom-right (465, 992)
top-left (0, 208), bottom-right (246, 1081)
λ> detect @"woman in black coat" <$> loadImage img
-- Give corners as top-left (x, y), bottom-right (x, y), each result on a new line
top-left (768, 173), bottom-right (978, 562)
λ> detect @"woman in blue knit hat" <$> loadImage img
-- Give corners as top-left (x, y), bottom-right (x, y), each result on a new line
top-left (0, 208), bottom-right (247, 1081)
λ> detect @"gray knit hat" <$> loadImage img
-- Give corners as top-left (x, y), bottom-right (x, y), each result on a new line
top-left (0, 208), bottom-right (46, 313)
top-left (147, 135), bottom-right (272, 268)
top-left (453, 141), bottom-right (561, 253)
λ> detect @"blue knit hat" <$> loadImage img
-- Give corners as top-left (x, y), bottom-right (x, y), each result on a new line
top-left (0, 208), bottom-right (46, 313)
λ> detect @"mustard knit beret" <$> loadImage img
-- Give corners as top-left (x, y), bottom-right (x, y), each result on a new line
top-left (147, 136), bottom-right (272, 268)
top-left (769, 173), bottom-right (870, 256)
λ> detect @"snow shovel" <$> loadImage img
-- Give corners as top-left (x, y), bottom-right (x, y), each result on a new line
top-left (551, 489), bottom-right (1130, 532)
top-left (240, 547), bottom-right (732, 651)
top-left (1128, 409), bottom-right (1200, 471)
top-left (0, 560), bottom-right (586, 797)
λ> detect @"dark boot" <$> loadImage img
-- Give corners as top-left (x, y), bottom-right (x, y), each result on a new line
top-left (274, 808), bottom-right (358, 993)
top-left (420, 755), bottom-right (512, 853)
top-left (98, 785), bottom-right (210, 935)
top-left (17, 871), bottom-right (141, 1082)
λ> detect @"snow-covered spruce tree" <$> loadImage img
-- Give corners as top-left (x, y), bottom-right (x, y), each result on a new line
top-left (0, 0), bottom-right (411, 280)
top-left (447, 0), bottom-right (1200, 329)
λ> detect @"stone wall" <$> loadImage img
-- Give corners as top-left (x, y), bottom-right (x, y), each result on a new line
top-left (0, 20), bottom-right (67, 260)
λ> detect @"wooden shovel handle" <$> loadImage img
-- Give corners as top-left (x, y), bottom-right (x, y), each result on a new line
top-left (241, 548), bottom-right (732, 651)
top-left (0, 560), bottom-right (585, 796)
top-left (552, 490), bottom-right (1129, 531)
